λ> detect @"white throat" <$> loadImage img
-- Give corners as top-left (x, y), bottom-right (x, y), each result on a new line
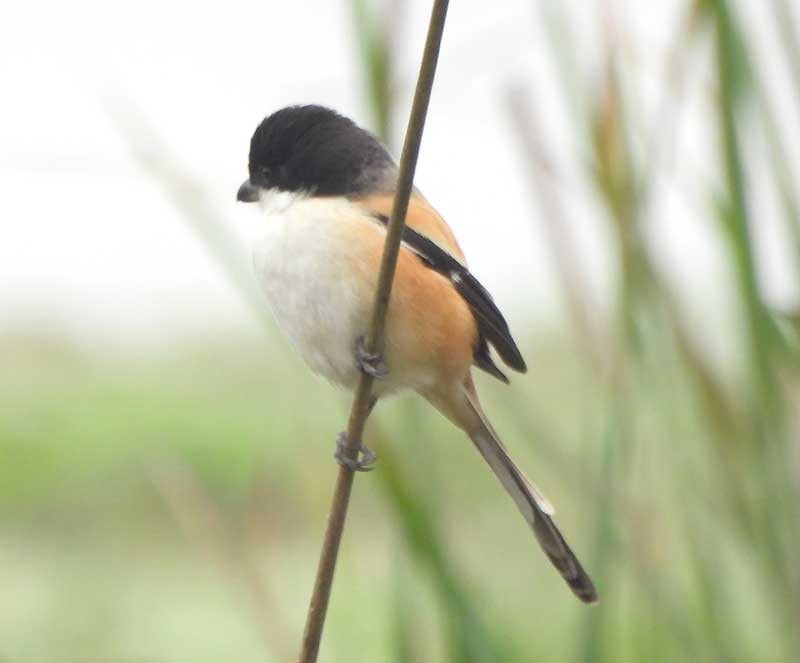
top-left (258, 188), bottom-right (310, 216)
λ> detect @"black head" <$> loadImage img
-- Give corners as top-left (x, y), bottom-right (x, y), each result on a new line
top-left (237, 105), bottom-right (395, 202)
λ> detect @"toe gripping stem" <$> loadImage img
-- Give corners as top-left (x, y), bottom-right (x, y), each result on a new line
top-left (334, 432), bottom-right (376, 472)
top-left (355, 336), bottom-right (388, 380)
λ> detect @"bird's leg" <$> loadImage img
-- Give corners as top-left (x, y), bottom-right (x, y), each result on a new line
top-left (354, 335), bottom-right (388, 379)
top-left (334, 432), bottom-right (376, 472)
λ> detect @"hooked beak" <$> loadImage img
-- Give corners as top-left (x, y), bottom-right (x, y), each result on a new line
top-left (237, 179), bottom-right (260, 203)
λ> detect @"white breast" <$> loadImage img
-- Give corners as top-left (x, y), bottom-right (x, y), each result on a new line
top-left (251, 191), bottom-right (379, 389)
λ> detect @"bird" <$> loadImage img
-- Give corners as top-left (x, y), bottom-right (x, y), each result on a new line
top-left (237, 104), bottom-right (597, 604)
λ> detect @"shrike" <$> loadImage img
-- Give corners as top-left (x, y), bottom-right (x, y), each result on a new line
top-left (237, 105), bottom-right (597, 603)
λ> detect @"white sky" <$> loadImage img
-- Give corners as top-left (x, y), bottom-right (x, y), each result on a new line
top-left (1, 0), bottom-right (798, 352)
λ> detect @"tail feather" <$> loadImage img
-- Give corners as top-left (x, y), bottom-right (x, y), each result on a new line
top-left (462, 387), bottom-right (598, 604)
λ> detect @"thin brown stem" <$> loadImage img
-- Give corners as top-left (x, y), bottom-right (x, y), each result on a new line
top-left (297, 2), bottom-right (450, 661)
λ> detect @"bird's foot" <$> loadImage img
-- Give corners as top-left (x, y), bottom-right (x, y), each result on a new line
top-left (354, 336), bottom-right (388, 379)
top-left (334, 432), bottom-right (376, 472)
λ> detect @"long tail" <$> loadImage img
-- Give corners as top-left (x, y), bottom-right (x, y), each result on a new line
top-left (461, 386), bottom-right (598, 604)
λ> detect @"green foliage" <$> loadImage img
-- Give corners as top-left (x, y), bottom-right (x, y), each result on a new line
top-left (351, 0), bottom-right (397, 143)
top-left (2, 1), bottom-right (799, 661)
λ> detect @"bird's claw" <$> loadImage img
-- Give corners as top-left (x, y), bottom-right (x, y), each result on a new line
top-left (334, 432), bottom-right (376, 472)
top-left (355, 336), bottom-right (388, 379)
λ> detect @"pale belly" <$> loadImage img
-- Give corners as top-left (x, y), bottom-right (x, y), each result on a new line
top-left (252, 193), bottom-right (380, 390)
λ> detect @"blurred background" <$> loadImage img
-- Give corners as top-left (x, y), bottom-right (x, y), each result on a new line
top-left (2, 0), bottom-right (800, 661)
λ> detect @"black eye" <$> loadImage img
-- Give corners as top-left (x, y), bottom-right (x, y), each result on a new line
top-left (250, 165), bottom-right (273, 187)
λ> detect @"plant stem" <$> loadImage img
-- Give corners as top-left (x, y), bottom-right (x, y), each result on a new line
top-left (297, 2), bottom-right (450, 661)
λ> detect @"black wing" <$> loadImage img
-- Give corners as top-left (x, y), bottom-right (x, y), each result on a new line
top-left (372, 214), bottom-right (527, 382)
